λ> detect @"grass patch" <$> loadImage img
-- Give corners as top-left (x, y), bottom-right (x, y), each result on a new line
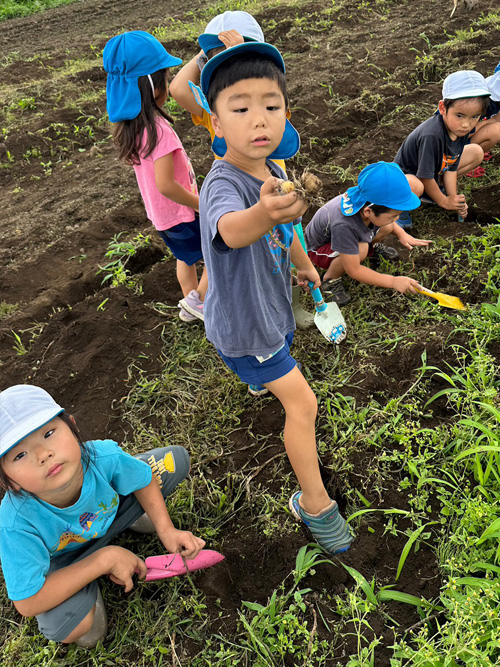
top-left (0, 0), bottom-right (82, 21)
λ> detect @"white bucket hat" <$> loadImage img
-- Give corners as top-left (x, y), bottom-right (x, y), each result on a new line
top-left (442, 70), bottom-right (491, 99)
top-left (0, 385), bottom-right (64, 457)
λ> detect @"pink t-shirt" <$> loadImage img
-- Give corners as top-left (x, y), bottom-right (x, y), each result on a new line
top-left (133, 117), bottom-right (198, 231)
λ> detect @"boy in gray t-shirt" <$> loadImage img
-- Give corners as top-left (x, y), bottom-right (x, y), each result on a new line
top-left (305, 162), bottom-right (431, 305)
top-left (199, 42), bottom-right (354, 555)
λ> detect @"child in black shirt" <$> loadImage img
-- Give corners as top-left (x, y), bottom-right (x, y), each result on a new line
top-left (395, 71), bottom-right (493, 221)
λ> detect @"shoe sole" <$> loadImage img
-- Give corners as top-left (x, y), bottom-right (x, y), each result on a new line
top-left (178, 308), bottom-right (197, 322)
top-left (248, 387), bottom-right (269, 396)
top-left (178, 298), bottom-right (204, 322)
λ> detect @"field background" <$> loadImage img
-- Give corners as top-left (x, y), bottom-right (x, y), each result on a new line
top-left (1, 0), bottom-right (499, 665)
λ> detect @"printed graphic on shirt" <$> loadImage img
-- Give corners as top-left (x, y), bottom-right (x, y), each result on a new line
top-left (146, 450), bottom-right (176, 491)
top-left (185, 152), bottom-right (197, 194)
top-left (51, 493), bottom-right (119, 552)
top-left (439, 153), bottom-right (461, 174)
top-left (265, 224), bottom-right (294, 274)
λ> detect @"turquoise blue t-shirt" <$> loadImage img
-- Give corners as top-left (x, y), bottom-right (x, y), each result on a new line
top-left (0, 439), bottom-right (151, 601)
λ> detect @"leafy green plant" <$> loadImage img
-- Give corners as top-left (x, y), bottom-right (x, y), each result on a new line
top-left (97, 232), bottom-right (151, 289)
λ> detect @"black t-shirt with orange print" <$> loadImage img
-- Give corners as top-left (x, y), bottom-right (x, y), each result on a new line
top-left (394, 114), bottom-right (468, 181)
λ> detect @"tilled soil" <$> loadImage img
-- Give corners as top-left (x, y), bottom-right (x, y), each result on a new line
top-left (1, 0), bottom-right (499, 663)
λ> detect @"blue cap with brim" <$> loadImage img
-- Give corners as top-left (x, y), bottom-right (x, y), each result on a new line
top-left (340, 162), bottom-right (421, 216)
top-left (0, 385), bottom-right (64, 458)
top-left (198, 42), bottom-right (300, 160)
top-left (103, 31), bottom-right (182, 123)
top-left (198, 11), bottom-right (264, 55)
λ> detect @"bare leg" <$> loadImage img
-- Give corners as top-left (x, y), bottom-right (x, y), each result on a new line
top-left (62, 605), bottom-right (95, 644)
top-left (196, 266), bottom-right (208, 300)
top-left (457, 143), bottom-right (484, 177)
top-left (470, 119), bottom-right (500, 152)
top-left (406, 174), bottom-right (424, 197)
top-left (265, 366), bottom-right (330, 515)
top-left (176, 260), bottom-right (199, 297)
top-left (323, 242), bottom-right (369, 281)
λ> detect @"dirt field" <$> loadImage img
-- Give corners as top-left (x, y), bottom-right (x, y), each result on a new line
top-left (1, 0), bottom-right (499, 664)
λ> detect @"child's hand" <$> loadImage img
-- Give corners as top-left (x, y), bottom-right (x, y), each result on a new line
top-left (160, 528), bottom-right (206, 560)
top-left (392, 276), bottom-right (420, 294)
top-left (260, 177), bottom-right (308, 225)
top-left (106, 546), bottom-right (147, 592)
top-left (443, 194), bottom-right (467, 213)
top-left (399, 233), bottom-right (433, 250)
top-left (218, 30), bottom-right (244, 49)
top-left (296, 267), bottom-right (321, 290)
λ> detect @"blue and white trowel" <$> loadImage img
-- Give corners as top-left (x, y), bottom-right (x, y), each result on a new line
top-left (308, 282), bottom-right (347, 344)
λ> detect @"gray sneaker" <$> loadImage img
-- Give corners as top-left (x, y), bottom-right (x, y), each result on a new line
top-left (322, 279), bottom-right (351, 306)
top-left (371, 243), bottom-right (399, 261)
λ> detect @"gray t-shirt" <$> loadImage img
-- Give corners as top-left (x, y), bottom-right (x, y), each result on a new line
top-left (305, 195), bottom-right (379, 255)
top-left (200, 160), bottom-right (296, 358)
top-left (394, 113), bottom-right (468, 180)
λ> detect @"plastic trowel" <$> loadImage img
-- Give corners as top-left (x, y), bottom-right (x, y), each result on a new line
top-left (308, 282), bottom-right (347, 344)
top-left (414, 285), bottom-right (465, 310)
top-left (145, 549), bottom-right (224, 581)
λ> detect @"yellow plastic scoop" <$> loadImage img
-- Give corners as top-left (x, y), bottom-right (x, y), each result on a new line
top-left (415, 285), bottom-right (465, 310)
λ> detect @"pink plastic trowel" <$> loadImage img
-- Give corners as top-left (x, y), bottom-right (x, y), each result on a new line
top-left (145, 549), bottom-right (224, 581)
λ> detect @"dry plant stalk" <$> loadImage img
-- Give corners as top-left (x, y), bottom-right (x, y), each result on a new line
top-left (277, 169), bottom-right (325, 207)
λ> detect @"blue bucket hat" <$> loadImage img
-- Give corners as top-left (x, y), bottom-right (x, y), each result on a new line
top-left (0, 385), bottom-right (64, 458)
top-left (191, 42), bottom-right (299, 160)
top-left (103, 31), bottom-right (182, 122)
top-left (198, 11), bottom-right (264, 55)
top-left (340, 162), bottom-right (421, 216)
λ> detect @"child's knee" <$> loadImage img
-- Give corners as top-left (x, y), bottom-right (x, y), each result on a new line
top-left (466, 142), bottom-right (484, 163)
top-left (286, 386), bottom-right (317, 420)
top-left (62, 607), bottom-right (95, 643)
top-left (406, 174), bottom-right (424, 197)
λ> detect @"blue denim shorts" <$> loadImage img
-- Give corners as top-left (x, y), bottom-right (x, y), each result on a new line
top-left (217, 332), bottom-right (296, 385)
top-left (157, 215), bottom-right (203, 265)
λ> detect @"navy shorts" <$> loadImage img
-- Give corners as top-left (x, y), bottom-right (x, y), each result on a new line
top-left (157, 215), bottom-right (203, 265)
top-left (35, 446), bottom-right (190, 642)
top-left (217, 332), bottom-right (296, 385)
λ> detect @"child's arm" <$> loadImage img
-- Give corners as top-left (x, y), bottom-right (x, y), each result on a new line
top-left (13, 546), bottom-right (146, 617)
top-left (342, 253), bottom-right (419, 294)
top-left (290, 229), bottom-right (321, 289)
top-left (155, 154), bottom-right (199, 210)
top-left (390, 224), bottom-right (432, 250)
top-left (421, 175), bottom-right (466, 213)
top-left (170, 32), bottom-right (244, 117)
top-left (169, 51), bottom-right (206, 117)
top-left (218, 177), bottom-right (307, 248)
top-left (134, 477), bottom-right (205, 559)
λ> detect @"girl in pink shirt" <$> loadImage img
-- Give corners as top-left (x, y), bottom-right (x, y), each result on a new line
top-left (104, 31), bottom-right (207, 322)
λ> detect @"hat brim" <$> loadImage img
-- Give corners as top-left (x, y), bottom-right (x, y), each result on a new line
top-left (445, 87), bottom-right (491, 99)
top-left (1, 408), bottom-right (64, 458)
top-left (341, 187), bottom-right (421, 216)
top-left (200, 42), bottom-right (284, 96)
top-left (211, 117), bottom-right (300, 161)
top-left (198, 33), bottom-right (259, 54)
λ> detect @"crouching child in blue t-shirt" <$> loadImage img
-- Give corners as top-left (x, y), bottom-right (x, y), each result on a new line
top-left (198, 42), bottom-right (353, 555)
top-left (0, 385), bottom-right (205, 647)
